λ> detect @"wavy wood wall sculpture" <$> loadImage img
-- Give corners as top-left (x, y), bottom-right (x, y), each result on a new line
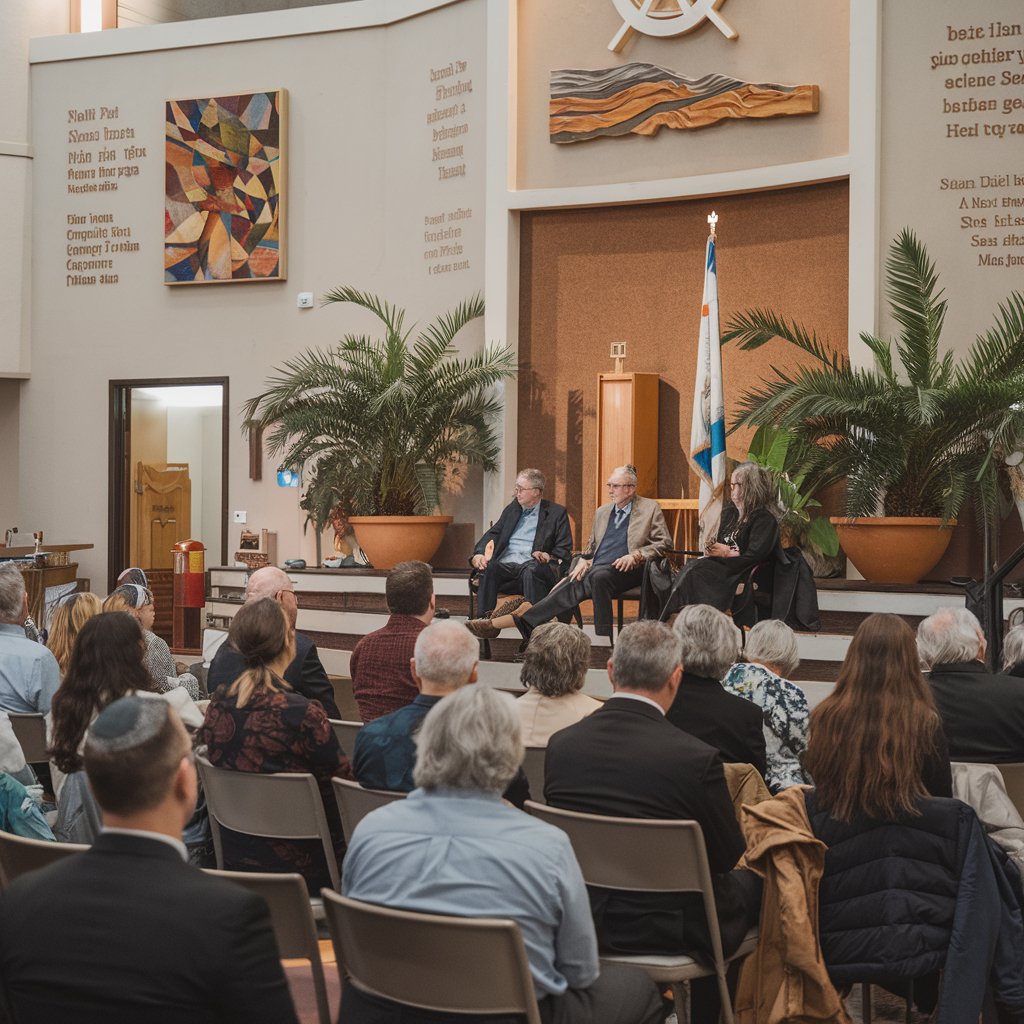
top-left (550, 64), bottom-right (818, 144)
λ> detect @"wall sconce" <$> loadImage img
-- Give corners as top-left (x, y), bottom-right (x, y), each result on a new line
top-left (276, 469), bottom-right (301, 488)
top-left (69, 0), bottom-right (117, 33)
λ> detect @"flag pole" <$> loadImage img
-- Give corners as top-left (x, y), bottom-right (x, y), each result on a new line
top-left (708, 210), bottom-right (718, 239)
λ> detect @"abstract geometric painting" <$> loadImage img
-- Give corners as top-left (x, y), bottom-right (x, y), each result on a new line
top-left (164, 90), bottom-right (286, 284)
top-left (550, 65), bottom-right (818, 143)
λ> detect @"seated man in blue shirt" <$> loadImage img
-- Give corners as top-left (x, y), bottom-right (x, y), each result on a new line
top-left (343, 684), bottom-right (663, 1024)
top-left (352, 620), bottom-right (530, 806)
top-left (0, 564), bottom-right (60, 714)
top-left (470, 468), bottom-right (572, 617)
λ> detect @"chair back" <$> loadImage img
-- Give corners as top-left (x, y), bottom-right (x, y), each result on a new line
top-left (195, 754), bottom-right (339, 889)
top-left (8, 713), bottom-right (48, 764)
top-left (320, 889), bottom-right (542, 1023)
top-left (521, 746), bottom-right (547, 805)
top-left (998, 763), bottom-right (1024, 818)
top-left (329, 719), bottom-right (362, 756)
top-left (332, 778), bottom-right (405, 843)
top-left (205, 869), bottom-right (330, 1024)
top-left (0, 831), bottom-right (87, 889)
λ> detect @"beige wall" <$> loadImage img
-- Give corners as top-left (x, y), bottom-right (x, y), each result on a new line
top-left (515, 0), bottom-right (849, 190)
top-left (24, 0), bottom-right (486, 585)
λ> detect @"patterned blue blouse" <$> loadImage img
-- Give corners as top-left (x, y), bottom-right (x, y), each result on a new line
top-left (722, 662), bottom-right (810, 793)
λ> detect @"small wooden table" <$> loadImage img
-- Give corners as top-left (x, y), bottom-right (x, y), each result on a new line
top-left (0, 543), bottom-right (94, 625)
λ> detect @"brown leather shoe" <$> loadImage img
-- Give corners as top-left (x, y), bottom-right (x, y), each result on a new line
top-left (465, 617), bottom-right (501, 640)
top-left (488, 596), bottom-right (526, 620)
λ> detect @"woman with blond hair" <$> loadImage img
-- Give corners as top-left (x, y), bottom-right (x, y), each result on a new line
top-left (47, 592), bottom-right (102, 678)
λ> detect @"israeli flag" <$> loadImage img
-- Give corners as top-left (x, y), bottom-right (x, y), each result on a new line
top-left (688, 234), bottom-right (726, 546)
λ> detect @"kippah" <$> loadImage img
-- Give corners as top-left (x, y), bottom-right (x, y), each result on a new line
top-left (111, 583), bottom-right (151, 609)
top-left (86, 696), bottom-right (168, 753)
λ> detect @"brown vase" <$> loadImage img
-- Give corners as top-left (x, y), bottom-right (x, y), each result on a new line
top-left (348, 515), bottom-right (453, 570)
top-left (829, 516), bottom-right (956, 584)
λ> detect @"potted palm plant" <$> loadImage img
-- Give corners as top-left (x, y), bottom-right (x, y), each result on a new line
top-left (722, 229), bottom-right (1024, 583)
top-left (243, 287), bottom-right (516, 569)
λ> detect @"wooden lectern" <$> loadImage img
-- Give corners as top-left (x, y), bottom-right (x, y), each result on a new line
top-left (596, 373), bottom-right (659, 506)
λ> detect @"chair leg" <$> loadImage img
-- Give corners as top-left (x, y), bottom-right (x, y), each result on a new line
top-left (671, 981), bottom-right (689, 1023)
top-left (861, 982), bottom-right (872, 1024)
top-left (904, 979), bottom-right (913, 1024)
top-left (310, 955), bottom-right (331, 1024)
top-left (716, 969), bottom-right (735, 1024)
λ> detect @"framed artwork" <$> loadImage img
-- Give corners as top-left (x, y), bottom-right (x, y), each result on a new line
top-left (164, 89), bottom-right (286, 284)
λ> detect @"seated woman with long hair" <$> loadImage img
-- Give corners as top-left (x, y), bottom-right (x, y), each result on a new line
top-left (103, 584), bottom-right (202, 700)
top-left (46, 592), bottom-right (102, 679)
top-left (197, 598), bottom-right (353, 891)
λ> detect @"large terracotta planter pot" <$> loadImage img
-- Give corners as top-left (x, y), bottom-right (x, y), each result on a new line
top-left (830, 516), bottom-right (956, 584)
top-left (348, 515), bottom-right (453, 570)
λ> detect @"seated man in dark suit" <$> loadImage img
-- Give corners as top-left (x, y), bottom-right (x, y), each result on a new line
top-left (919, 606), bottom-right (1024, 762)
top-left (0, 696), bottom-right (297, 1024)
top-left (470, 467), bottom-right (572, 616)
top-left (544, 620), bottom-right (761, 1024)
top-left (668, 604), bottom-right (767, 777)
top-left (353, 620), bottom-right (530, 806)
top-left (206, 564), bottom-right (340, 718)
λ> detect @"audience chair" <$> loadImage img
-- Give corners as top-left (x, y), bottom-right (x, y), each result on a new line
top-left (206, 870), bottom-right (331, 1024)
top-left (997, 763), bottom-right (1024, 820)
top-left (525, 802), bottom-right (757, 1024)
top-left (329, 720), bottom-right (362, 757)
top-left (0, 831), bottom-right (87, 889)
top-left (195, 754), bottom-right (340, 890)
top-left (320, 889), bottom-right (543, 1023)
top-left (521, 747), bottom-right (547, 806)
top-left (731, 561), bottom-right (774, 630)
top-left (7, 713), bottom-right (48, 765)
top-left (332, 778), bottom-right (405, 844)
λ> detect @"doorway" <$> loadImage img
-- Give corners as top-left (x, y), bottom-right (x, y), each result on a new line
top-left (108, 377), bottom-right (229, 596)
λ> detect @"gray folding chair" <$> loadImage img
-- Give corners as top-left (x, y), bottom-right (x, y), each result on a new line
top-left (8, 713), bottom-right (48, 764)
top-left (331, 778), bottom-right (405, 844)
top-left (0, 831), bottom-right (87, 889)
top-left (525, 802), bottom-right (757, 1024)
top-left (328, 720), bottom-right (362, 757)
top-left (997, 762), bottom-right (1024, 819)
top-left (521, 746), bottom-right (547, 805)
top-left (320, 889), bottom-right (542, 1023)
top-left (206, 870), bottom-right (331, 1024)
top-left (195, 754), bottom-right (340, 890)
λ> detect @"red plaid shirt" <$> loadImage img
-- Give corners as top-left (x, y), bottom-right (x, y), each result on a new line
top-left (350, 614), bottom-right (427, 723)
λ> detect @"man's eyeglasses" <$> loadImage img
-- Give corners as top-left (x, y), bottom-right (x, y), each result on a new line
top-left (606, 482), bottom-right (635, 490)
top-left (514, 485), bottom-right (540, 493)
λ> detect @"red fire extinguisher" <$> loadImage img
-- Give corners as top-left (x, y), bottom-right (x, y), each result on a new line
top-left (172, 539), bottom-right (206, 609)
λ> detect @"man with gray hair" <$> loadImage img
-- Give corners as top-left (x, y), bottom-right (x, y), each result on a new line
top-left (343, 684), bottom-right (664, 1024)
top-left (0, 696), bottom-right (297, 1023)
top-left (470, 467), bottom-right (572, 616)
top-left (0, 563), bottom-right (60, 713)
top-left (206, 564), bottom-right (339, 717)
top-left (666, 605), bottom-right (766, 777)
top-left (919, 606), bottom-right (1024, 762)
top-left (544, 620), bottom-right (759, 1024)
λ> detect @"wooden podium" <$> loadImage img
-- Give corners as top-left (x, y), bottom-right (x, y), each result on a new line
top-left (596, 373), bottom-right (659, 506)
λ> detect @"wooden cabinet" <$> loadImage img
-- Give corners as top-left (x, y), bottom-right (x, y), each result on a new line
top-left (596, 373), bottom-right (660, 506)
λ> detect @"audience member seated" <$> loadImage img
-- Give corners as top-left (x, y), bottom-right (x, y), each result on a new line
top-left (666, 605), bottom-right (767, 778)
top-left (49, 612), bottom-right (204, 812)
top-left (104, 584), bottom-right (202, 700)
top-left (0, 696), bottom-right (299, 1024)
top-left (0, 710), bottom-right (35, 787)
top-left (722, 619), bottom-right (809, 792)
top-left (544, 620), bottom-right (762, 1024)
top-left (517, 623), bottom-right (602, 745)
top-left (1003, 623), bottom-right (1024, 678)
top-left (46, 591), bottom-right (102, 679)
top-left (350, 560), bottom-right (434, 723)
top-left (206, 565), bottom-right (340, 718)
top-left (198, 598), bottom-right (353, 891)
top-left (0, 563), bottom-right (61, 714)
top-left (803, 615), bottom-right (1021, 1020)
top-left (343, 684), bottom-right (664, 1024)
top-left (919, 607), bottom-right (1024, 763)
top-left (468, 465), bottom-right (671, 643)
top-left (470, 467), bottom-right (572, 616)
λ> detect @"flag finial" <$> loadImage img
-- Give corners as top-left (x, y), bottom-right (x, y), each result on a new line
top-left (708, 211), bottom-right (718, 238)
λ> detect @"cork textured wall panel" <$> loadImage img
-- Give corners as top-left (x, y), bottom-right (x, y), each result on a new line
top-left (517, 180), bottom-right (849, 542)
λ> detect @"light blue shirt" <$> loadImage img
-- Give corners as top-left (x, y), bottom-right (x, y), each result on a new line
top-left (501, 504), bottom-right (540, 565)
top-left (0, 623), bottom-right (61, 714)
top-left (342, 787), bottom-right (599, 997)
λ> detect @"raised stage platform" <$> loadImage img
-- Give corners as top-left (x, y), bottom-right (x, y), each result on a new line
top-left (204, 567), bottom-right (1024, 703)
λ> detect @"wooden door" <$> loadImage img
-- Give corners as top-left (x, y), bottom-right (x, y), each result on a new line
top-left (134, 463), bottom-right (191, 569)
